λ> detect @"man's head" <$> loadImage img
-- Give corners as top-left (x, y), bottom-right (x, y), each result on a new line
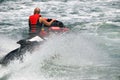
top-left (34, 7), bottom-right (40, 14)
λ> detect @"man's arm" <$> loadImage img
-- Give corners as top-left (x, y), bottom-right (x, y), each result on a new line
top-left (39, 17), bottom-right (55, 26)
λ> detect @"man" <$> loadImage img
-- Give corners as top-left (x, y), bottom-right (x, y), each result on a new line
top-left (29, 7), bottom-right (55, 38)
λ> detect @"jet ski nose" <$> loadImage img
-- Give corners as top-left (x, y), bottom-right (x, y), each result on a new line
top-left (17, 39), bottom-right (27, 45)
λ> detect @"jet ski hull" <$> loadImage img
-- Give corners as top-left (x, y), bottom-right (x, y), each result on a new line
top-left (0, 37), bottom-right (42, 65)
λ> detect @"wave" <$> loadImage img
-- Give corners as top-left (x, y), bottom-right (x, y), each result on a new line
top-left (0, 0), bottom-right (32, 3)
top-left (0, 0), bottom-right (17, 3)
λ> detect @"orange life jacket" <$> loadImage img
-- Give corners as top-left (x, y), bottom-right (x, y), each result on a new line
top-left (29, 14), bottom-right (42, 34)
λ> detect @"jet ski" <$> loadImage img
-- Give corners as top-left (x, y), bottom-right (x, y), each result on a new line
top-left (39, 19), bottom-right (69, 37)
top-left (0, 36), bottom-right (44, 65)
top-left (0, 19), bottom-right (69, 65)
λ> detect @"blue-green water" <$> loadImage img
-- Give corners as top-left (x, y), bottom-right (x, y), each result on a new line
top-left (0, 0), bottom-right (120, 80)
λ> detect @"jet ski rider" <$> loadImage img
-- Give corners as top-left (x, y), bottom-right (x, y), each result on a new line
top-left (29, 7), bottom-right (55, 38)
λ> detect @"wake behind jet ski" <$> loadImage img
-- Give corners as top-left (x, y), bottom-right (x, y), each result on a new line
top-left (0, 19), bottom-right (69, 66)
